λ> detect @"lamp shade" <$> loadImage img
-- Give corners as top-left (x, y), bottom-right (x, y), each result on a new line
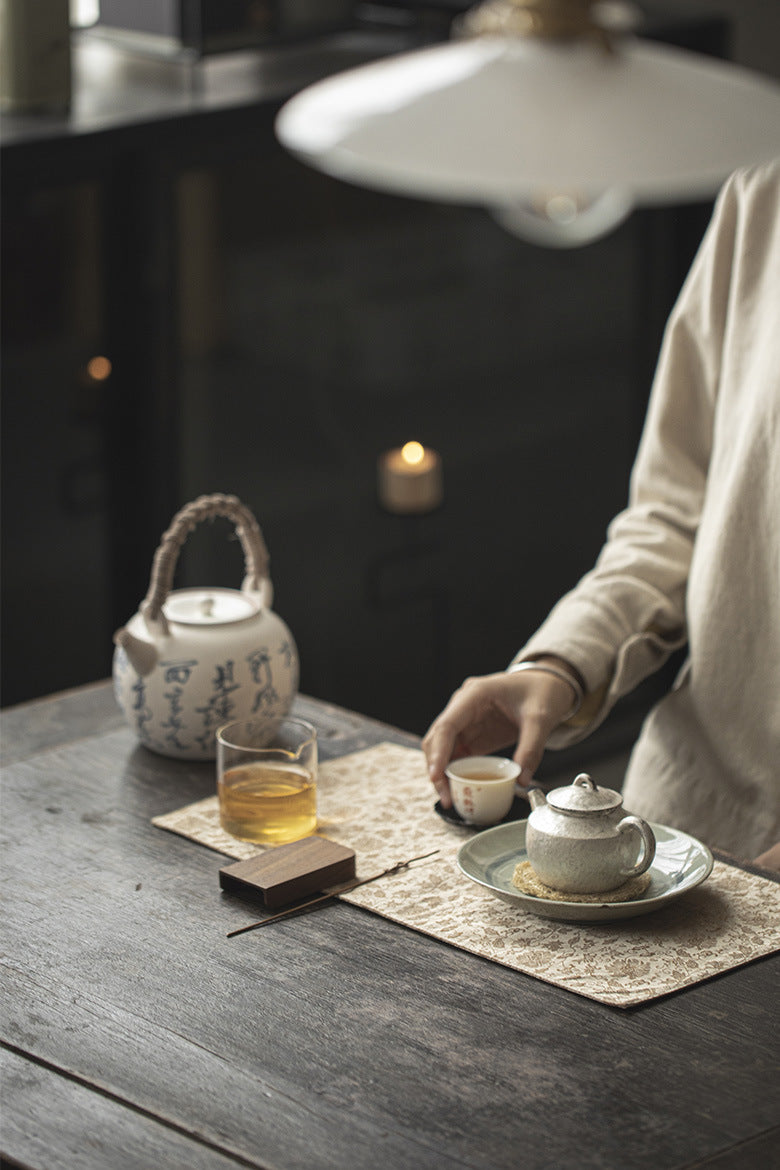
top-left (276, 33), bottom-right (780, 245)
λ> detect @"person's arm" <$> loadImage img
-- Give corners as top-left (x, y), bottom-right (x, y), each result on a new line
top-left (423, 171), bottom-right (742, 800)
top-left (513, 172), bottom-right (742, 747)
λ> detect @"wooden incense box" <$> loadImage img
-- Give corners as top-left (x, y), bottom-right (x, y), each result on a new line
top-left (219, 837), bottom-right (356, 909)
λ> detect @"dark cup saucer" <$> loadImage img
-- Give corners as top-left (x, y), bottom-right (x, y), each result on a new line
top-left (434, 795), bottom-right (528, 828)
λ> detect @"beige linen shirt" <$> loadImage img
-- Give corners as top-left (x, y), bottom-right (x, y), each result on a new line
top-left (516, 161), bottom-right (780, 858)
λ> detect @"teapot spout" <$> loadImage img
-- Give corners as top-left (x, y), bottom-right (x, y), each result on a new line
top-left (527, 786), bottom-right (547, 811)
top-left (114, 627), bottom-right (158, 677)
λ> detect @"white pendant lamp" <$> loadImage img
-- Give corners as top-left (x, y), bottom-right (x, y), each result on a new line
top-left (276, 0), bottom-right (780, 246)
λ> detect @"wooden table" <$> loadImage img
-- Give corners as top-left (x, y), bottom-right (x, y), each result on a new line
top-left (2, 682), bottom-right (779, 1169)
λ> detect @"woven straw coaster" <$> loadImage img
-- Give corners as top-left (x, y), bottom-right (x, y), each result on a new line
top-left (153, 742), bottom-right (780, 1007)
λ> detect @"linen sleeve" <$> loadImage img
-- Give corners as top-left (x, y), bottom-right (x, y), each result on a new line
top-left (514, 173), bottom-right (742, 747)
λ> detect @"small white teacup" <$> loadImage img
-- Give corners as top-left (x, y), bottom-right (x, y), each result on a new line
top-left (445, 755), bottom-right (521, 826)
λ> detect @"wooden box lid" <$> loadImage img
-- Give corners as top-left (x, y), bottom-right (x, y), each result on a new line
top-left (219, 837), bottom-right (356, 909)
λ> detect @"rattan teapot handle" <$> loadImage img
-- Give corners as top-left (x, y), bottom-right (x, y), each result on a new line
top-left (141, 494), bottom-right (270, 630)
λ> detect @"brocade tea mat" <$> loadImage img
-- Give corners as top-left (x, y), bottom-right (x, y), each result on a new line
top-left (153, 742), bottom-right (780, 1007)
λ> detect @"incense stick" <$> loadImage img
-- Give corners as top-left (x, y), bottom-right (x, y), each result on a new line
top-left (227, 849), bottom-right (440, 937)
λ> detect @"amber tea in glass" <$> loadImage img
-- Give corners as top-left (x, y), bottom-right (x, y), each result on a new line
top-left (217, 717), bottom-right (317, 845)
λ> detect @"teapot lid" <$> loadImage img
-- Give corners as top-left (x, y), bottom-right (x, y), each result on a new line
top-left (546, 773), bottom-right (623, 815)
top-left (163, 588), bottom-right (260, 626)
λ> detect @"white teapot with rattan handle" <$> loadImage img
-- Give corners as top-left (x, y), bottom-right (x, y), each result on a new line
top-left (112, 494), bottom-right (299, 760)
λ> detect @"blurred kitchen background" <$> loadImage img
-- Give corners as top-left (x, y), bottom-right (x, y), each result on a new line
top-left (2, 0), bottom-right (779, 770)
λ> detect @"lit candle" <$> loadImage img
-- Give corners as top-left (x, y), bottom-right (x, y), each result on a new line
top-left (377, 441), bottom-right (443, 514)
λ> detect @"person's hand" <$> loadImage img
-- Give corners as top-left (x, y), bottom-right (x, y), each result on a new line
top-left (421, 658), bottom-right (581, 808)
top-left (753, 842), bottom-right (780, 871)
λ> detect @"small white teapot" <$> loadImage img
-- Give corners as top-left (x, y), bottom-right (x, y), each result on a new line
top-left (526, 773), bottom-right (655, 894)
top-left (112, 494), bottom-right (298, 760)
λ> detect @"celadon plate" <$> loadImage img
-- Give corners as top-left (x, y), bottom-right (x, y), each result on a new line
top-left (457, 820), bottom-right (714, 922)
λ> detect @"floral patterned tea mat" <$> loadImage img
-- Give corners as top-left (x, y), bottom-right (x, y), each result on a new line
top-left (152, 742), bottom-right (780, 1007)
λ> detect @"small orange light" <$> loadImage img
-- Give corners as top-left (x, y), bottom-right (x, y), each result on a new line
top-left (401, 441), bottom-right (425, 466)
top-left (86, 356), bottom-right (112, 381)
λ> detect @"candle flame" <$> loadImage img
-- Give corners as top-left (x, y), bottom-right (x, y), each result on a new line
top-left (401, 441), bottom-right (425, 466)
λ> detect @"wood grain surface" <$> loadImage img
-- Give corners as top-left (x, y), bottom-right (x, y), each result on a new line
top-left (2, 683), bottom-right (779, 1170)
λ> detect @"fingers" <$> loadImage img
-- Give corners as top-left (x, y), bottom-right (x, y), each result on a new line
top-left (512, 712), bottom-right (548, 785)
top-left (512, 682), bottom-right (578, 783)
top-left (422, 679), bottom-right (485, 807)
top-left (423, 668), bottom-right (580, 803)
top-left (422, 674), bottom-right (512, 807)
top-left (421, 717), bottom-right (460, 808)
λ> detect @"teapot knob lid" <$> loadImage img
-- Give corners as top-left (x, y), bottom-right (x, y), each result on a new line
top-left (548, 772), bottom-right (622, 813)
top-left (573, 773), bottom-right (596, 790)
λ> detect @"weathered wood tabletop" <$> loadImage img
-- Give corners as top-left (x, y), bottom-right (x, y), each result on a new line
top-left (2, 682), bottom-right (779, 1170)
